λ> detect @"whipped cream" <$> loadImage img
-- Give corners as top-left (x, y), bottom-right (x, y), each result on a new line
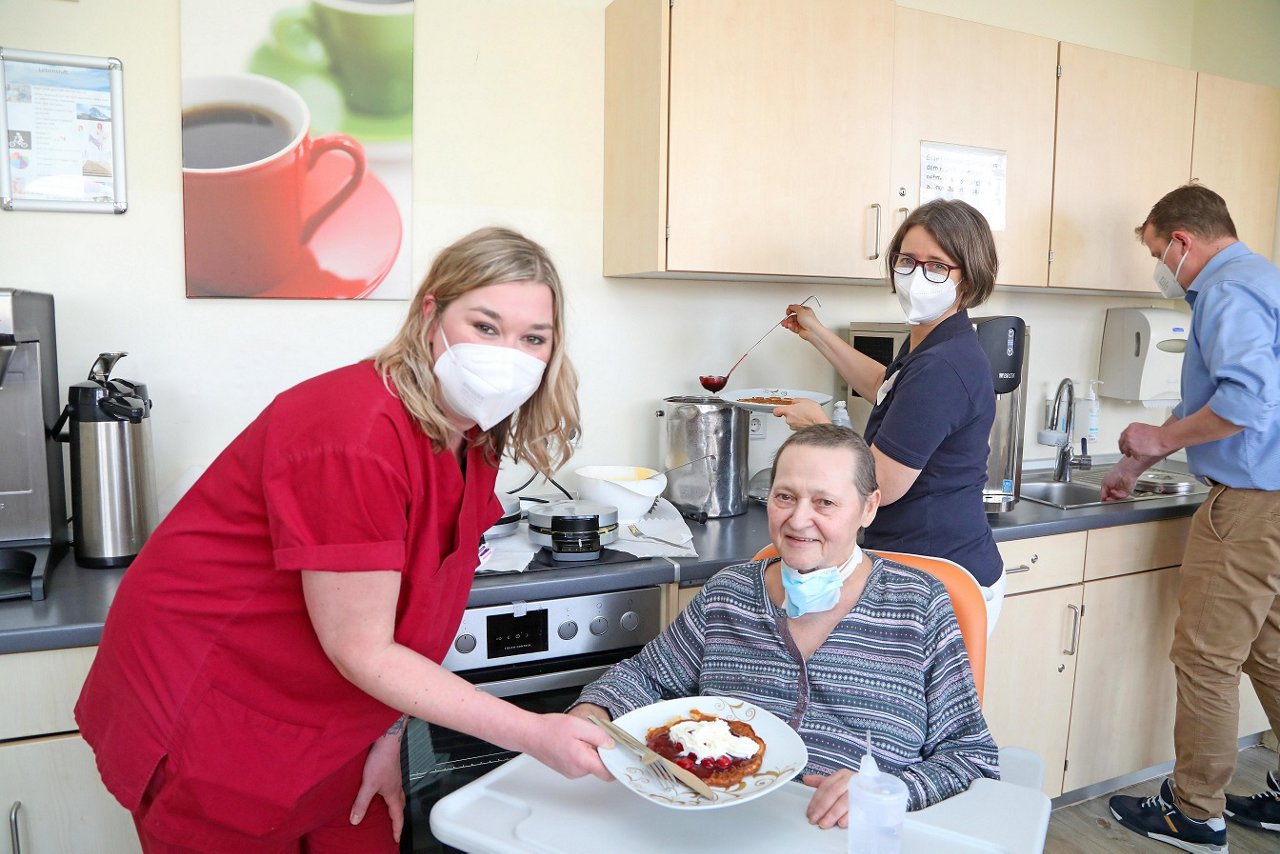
top-left (668, 718), bottom-right (760, 762)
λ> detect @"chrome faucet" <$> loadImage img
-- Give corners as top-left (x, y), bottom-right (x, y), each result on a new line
top-left (1047, 379), bottom-right (1076, 482)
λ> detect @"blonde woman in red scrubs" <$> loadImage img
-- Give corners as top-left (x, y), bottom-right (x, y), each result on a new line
top-left (75, 227), bottom-right (611, 853)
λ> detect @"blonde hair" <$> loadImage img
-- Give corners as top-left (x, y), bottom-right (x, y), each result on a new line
top-left (372, 227), bottom-right (581, 476)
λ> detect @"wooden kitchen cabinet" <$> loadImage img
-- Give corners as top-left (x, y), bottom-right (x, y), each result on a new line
top-left (604, 0), bottom-right (895, 279)
top-left (0, 734), bottom-right (140, 854)
top-left (1063, 566), bottom-right (1181, 791)
top-left (1049, 43), bottom-right (1196, 292)
top-left (0, 646), bottom-right (139, 854)
top-left (983, 583), bottom-right (1083, 798)
top-left (1191, 73), bottom-right (1280, 259)
top-left (996, 531), bottom-right (1086, 595)
top-left (890, 9), bottom-right (1057, 287)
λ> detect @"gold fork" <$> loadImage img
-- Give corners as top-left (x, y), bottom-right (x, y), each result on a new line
top-left (588, 714), bottom-right (714, 798)
top-left (625, 523), bottom-right (690, 549)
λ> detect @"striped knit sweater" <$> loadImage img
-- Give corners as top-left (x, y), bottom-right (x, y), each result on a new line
top-left (574, 556), bottom-right (999, 810)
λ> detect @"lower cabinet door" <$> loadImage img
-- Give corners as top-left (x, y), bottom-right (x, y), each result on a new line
top-left (1064, 567), bottom-right (1181, 792)
top-left (0, 733), bottom-right (140, 854)
top-left (983, 584), bottom-right (1084, 798)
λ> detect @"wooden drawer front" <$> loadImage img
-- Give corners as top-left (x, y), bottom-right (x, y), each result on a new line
top-left (0, 646), bottom-right (97, 741)
top-left (997, 532), bottom-right (1086, 594)
top-left (1084, 517), bottom-right (1194, 581)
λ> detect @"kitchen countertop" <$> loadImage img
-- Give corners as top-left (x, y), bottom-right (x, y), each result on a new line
top-left (0, 472), bottom-right (1207, 656)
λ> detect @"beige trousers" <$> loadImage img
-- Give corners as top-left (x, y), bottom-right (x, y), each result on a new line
top-left (1170, 484), bottom-right (1280, 820)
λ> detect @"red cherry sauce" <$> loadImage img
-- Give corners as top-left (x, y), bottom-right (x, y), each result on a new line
top-left (648, 732), bottom-right (740, 778)
top-left (699, 375), bottom-right (727, 393)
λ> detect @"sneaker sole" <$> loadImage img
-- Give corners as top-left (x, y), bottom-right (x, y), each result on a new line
top-left (1109, 805), bottom-right (1229, 854)
top-left (1223, 809), bottom-right (1280, 832)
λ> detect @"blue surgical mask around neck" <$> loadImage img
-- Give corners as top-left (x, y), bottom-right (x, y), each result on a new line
top-left (779, 545), bottom-right (864, 618)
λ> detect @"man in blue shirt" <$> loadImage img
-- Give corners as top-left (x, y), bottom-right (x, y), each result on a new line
top-left (1106, 184), bottom-right (1280, 853)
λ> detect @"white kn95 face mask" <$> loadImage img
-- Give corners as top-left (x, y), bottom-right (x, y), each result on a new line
top-left (432, 330), bottom-right (546, 431)
top-left (893, 268), bottom-right (957, 325)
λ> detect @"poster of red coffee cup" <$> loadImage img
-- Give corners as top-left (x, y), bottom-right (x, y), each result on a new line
top-left (179, 0), bottom-right (413, 299)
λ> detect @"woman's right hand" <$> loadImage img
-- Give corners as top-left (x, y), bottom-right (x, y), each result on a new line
top-left (780, 303), bottom-right (823, 342)
top-left (520, 711), bottom-right (615, 781)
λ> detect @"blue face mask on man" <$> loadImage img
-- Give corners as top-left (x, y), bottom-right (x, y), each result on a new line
top-left (780, 545), bottom-right (863, 618)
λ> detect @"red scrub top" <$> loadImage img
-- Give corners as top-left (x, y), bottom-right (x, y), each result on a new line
top-left (75, 362), bottom-right (501, 849)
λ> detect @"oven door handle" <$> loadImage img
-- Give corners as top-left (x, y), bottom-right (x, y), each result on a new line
top-left (472, 664), bottom-right (615, 699)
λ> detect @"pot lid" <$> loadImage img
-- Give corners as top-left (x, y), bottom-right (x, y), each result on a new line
top-left (1133, 471), bottom-right (1196, 495)
top-left (526, 499), bottom-right (619, 531)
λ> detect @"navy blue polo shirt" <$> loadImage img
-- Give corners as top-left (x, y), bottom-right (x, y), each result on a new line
top-left (863, 310), bottom-right (1002, 586)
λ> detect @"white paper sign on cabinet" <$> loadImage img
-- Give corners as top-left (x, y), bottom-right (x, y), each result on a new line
top-left (919, 141), bottom-right (1007, 231)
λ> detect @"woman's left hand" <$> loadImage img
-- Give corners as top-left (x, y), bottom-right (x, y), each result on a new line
top-left (802, 769), bottom-right (853, 829)
top-left (773, 398), bottom-right (830, 431)
top-left (350, 731), bottom-right (406, 841)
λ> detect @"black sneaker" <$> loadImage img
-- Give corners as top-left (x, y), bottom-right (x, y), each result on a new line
top-left (1224, 769), bottom-right (1280, 832)
top-left (1109, 778), bottom-right (1229, 853)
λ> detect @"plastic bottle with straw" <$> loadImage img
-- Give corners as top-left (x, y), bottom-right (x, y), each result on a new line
top-left (847, 732), bottom-right (909, 854)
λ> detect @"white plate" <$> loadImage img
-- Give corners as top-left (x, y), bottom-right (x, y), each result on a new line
top-left (598, 695), bottom-right (808, 810)
top-left (721, 387), bottom-right (833, 413)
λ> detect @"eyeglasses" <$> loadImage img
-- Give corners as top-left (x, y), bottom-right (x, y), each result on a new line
top-left (890, 252), bottom-right (960, 284)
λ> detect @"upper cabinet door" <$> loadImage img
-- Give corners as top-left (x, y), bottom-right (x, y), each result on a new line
top-left (1050, 44), bottom-right (1196, 292)
top-left (1192, 74), bottom-right (1280, 259)
top-left (890, 9), bottom-right (1057, 287)
top-left (665, 0), bottom-right (894, 278)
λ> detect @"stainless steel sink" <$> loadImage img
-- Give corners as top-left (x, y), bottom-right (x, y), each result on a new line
top-left (1018, 466), bottom-right (1208, 510)
top-left (1019, 481), bottom-right (1111, 509)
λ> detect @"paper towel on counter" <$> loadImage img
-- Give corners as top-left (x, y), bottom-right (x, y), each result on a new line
top-left (475, 497), bottom-right (697, 573)
top-left (613, 498), bottom-right (697, 559)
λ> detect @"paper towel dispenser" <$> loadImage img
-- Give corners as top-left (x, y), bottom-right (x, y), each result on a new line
top-left (1097, 307), bottom-right (1187, 402)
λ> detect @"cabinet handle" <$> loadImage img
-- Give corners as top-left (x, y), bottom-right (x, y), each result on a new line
top-left (1006, 564), bottom-right (1032, 575)
top-left (9, 801), bottom-right (21, 854)
top-left (868, 203), bottom-right (882, 260)
top-left (1064, 604), bottom-right (1082, 656)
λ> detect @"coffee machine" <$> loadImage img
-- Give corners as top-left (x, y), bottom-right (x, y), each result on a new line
top-left (0, 289), bottom-right (68, 600)
top-left (841, 316), bottom-right (1029, 512)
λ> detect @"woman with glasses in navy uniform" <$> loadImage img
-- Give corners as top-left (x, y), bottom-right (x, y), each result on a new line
top-left (778, 199), bottom-right (1006, 627)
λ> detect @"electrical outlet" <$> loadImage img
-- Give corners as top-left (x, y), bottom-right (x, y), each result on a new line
top-left (749, 415), bottom-right (766, 439)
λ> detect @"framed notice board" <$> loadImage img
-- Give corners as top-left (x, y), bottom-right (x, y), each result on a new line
top-left (1, 47), bottom-right (127, 213)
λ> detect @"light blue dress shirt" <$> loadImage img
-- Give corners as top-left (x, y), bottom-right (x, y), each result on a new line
top-left (1172, 241), bottom-right (1280, 489)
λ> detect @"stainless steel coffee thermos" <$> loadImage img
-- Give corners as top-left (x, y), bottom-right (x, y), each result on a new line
top-left (54, 352), bottom-right (159, 567)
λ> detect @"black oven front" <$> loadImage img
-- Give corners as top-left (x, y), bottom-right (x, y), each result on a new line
top-left (400, 585), bottom-right (664, 854)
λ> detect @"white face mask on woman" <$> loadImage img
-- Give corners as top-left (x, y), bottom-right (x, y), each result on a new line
top-left (893, 268), bottom-right (958, 325)
top-left (432, 330), bottom-right (546, 431)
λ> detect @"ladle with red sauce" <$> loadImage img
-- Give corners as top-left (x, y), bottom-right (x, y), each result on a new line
top-left (699, 295), bottom-right (821, 393)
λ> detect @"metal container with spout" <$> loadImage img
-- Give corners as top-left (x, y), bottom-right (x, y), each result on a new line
top-left (973, 316), bottom-right (1030, 512)
top-left (656, 396), bottom-right (748, 519)
top-left (54, 352), bottom-right (159, 567)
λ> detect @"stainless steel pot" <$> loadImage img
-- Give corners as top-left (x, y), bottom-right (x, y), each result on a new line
top-left (656, 396), bottom-right (748, 519)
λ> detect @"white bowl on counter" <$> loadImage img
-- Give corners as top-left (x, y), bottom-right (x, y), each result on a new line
top-left (574, 465), bottom-right (667, 522)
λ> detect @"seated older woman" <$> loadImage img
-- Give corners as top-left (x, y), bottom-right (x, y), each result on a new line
top-left (570, 424), bottom-right (998, 828)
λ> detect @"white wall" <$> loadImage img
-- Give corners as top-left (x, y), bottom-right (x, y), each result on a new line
top-left (0, 0), bottom-right (1275, 503)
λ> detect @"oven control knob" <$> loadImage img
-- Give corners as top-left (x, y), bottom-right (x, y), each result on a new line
top-left (453, 633), bottom-right (477, 654)
top-left (589, 616), bottom-right (609, 636)
top-left (557, 621), bottom-right (578, 640)
top-left (620, 611), bottom-right (640, 632)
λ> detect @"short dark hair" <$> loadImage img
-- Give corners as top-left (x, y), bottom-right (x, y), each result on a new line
top-left (770, 424), bottom-right (877, 499)
top-left (886, 199), bottom-right (998, 310)
top-left (1137, 184), bottom-right (1237, 242)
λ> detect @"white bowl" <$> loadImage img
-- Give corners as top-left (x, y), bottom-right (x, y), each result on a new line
top-left (575, 465), bottom-right (667, 522)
